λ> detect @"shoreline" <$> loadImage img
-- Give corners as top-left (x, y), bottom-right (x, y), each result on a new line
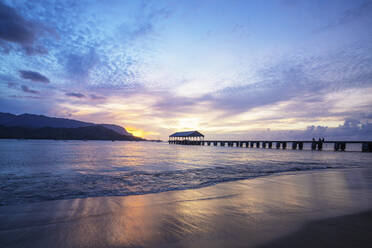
top-left (1, 168), bottom-right (372, 247)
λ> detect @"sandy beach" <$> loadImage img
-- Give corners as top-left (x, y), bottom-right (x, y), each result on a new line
top-left (1, 168), bottom-right (372, 248)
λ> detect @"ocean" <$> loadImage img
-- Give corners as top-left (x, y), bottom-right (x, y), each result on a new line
top-left (1, 139), bottom-right (371, 206)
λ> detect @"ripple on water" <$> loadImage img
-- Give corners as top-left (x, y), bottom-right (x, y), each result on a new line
top-left (0, 140), bottom-right (371, 206)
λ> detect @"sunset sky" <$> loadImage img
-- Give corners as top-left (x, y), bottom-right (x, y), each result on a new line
top-left (1, 0), bottom-right (372, 140)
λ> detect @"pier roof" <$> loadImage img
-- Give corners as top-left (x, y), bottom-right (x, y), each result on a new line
top-left (169, 131), bottom-right (204, 137)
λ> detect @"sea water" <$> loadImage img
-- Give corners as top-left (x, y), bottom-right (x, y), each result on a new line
top-left (1, 139), bottom-right (371, 206)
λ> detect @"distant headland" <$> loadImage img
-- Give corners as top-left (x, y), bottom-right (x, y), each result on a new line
top-left (0, 112), bottom-right (144, 141)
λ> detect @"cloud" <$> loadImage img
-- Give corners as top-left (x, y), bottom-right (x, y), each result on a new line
top-left (119, 3), bottom-right (172, 40)
top-left (8, 95), bottom-right (42, 99)
top-left (0, 2), bottom-right (34, 44)
top-left (19, 70), bottom-right (50, 83)
top-left (64, 48), bottom-right (99, 83)
top-left (153, 94), bottom-right (201, 113)
top-left (21, 85), bottom-right (39, 94)
top-left (208, 119), bottom-right (372, 141)
top-left (334, 1), bottom-right (372, 25)
top-left (23, 45), bottom-right (48, 55)
top-left (318, 1), bottom-right (372, 31)
top-left (200, 69), bottom-right (316, 116)
top-left (90, 94), bottom-right (105, 100)
top-left (0, 2), bottom-right (53, 54)
top-left (147, 40), bottom-right (372, 135)
top-left (0, 96), bottom-right (52, 114)
top-left (200, 41), bottom-right (372, 117)
top-left (300, 119), bottom-right (372, 140)
top-left (65, 92), bottom-right (85, 98)
top-left (1, 0), bottom-right (371, 140)
top-left (4, 81), bottom-right (40, 95)
top-left (7, 82), bottom-right (17, 89)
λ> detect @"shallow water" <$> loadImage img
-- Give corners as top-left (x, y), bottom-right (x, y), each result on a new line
top-left (0, 139), bottom-right (371, 206)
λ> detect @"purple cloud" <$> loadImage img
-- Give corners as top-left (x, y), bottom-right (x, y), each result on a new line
top-left (7, 82), bottom-right (17, 89)
top-left (209, 119), bottom-right (372, 141)
top-left (19, 70), bottom-right (50, 83)
top-left (21, 85), bottom-right (39, 94)
top-left (0, 2), bottom-right (54, 54)
top-left (294, 119), bottom-right (372, 140)
top-left (64, 48), bottom-right (99, 83)
top-left (90, 94), bottom-right (105, 100)
top-left (318, 1), bottom-right (372, 32)
top-left (0, 2), bottom-right (34, 44)
top-left (65, 92), bottom-right (85, 98)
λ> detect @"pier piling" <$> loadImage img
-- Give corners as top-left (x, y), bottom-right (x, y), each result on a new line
top-left (292, 142), bottom-right (297, 150)
top-left (299, 142), bottom-right (303, 150)
top-left (311, 141), bottom-right (316, 150)
top-left (282, 142), bottom-right (287, 149)
top-left (334, 142), bottom-right (340, 151)
top-left (340, 142), bottom-right (346, 151)
top-left (318, 142), bottom-right (323, 151)
top-left (362, 142), bottom-right (372, 152)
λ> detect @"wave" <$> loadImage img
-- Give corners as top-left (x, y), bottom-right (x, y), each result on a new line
top-left (0, 161), bottom-right (357, 206)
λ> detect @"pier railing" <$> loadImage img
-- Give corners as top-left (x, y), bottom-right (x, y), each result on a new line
top-left (168, 140), bottom-right (372, 152)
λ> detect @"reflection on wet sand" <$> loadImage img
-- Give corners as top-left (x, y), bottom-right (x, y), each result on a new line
top-left (258, 209), bottom-right (372, 248)
top-left (1, 168), bottom-right (372, 248)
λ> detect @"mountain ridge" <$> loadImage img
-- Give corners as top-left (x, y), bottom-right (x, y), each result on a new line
top-left (0, 125), bottom-right (143, 141)
top-left (0, 112), bottom-right (132, 136)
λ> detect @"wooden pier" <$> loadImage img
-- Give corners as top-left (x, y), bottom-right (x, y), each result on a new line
top-left (168, 131), bottom-right (372, 152)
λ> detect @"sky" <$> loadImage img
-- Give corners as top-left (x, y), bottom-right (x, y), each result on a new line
top-left (1, 0), bottom-right (372, 140)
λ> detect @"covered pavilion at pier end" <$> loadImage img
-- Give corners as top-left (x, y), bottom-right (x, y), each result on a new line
top-left (168, 131), bottom-right (204, 145)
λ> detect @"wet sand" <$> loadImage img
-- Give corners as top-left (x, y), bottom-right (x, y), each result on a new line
top-left (259, 210), bottom-right (372, 248)
top-left (1, 168), bottom-right (372, 248)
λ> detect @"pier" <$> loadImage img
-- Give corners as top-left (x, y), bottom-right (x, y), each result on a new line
top-left (168, 131), bottom-right (372, 152)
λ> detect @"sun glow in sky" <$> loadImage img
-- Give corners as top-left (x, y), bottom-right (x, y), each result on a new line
top-left (1, 0), bottom-right (372, 140)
